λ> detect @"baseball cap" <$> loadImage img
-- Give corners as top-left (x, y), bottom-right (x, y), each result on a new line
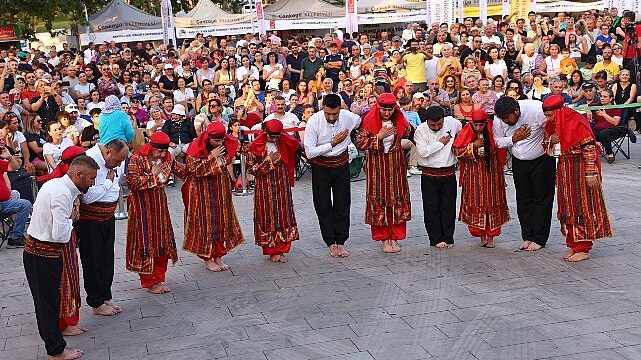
top-left (17, 51), bottom-right (27, 59)
top-left (392, 36), bottom-right (401, 42)
top-left (65, 104), bottom-right (79, 113)
top-left (412, 92), bottom-right (425, 99)
top-left (164, 64), bottom-right (173, 70)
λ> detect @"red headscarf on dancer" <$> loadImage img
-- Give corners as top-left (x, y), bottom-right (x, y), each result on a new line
top-left (135, 132), bottom-right (172, 161)
top-left (36, 146), bottom-right (85, 183)
top-left (186, 122), bottom-right (239, 160)
top-left (361, 92), bottom-right (409, 138)
top-left (453, 109), bottom-right (506, 185)
top-left (249, 119), bottom-right (301, 186)
top-left (542, 94), bottom-right (602, 174)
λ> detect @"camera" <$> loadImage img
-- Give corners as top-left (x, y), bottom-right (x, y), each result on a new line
top-left (59, 81), bottom-right (70, 87)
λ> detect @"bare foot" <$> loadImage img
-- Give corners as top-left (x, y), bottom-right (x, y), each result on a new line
top-left (337, 245), bottom-right (350, 258)
top-left (485, 237), bottom-right (495, 248)
top-left (563, 250), bottom-right (575, 260)
top-left (62, 325), bottom-right (88, 336)
top-left (519, 240), bottom-right (532, 250)
top-left (205, 261), bottom-right (229, 272)
top-left (435, 242), bottom-right (452, 249)
top-left (525, 242), bottom-right (543, 251)
top-left (391, 240), bottom-right (401, 253)
top-left (104, 300), bottom-right (121, 313)
top-left (213, 257), bottom-right (230, 270)
top-left (269, 255), bottom-right (281, 263)
top-left (146, 283), bottom-right (168, 294)
top-left (329, 244), bottom-right (339, 257)
top-left (382, 240), bottom-right (395, 253)
top-left (159, 283), bottom-right (171, 293)
top-left (278, 254), bottom-right (288, 263)
top-left (566, 252), bottom-right (590, 262)
top-left (92, 304), bottom-right (117, 316)
top-left (49, 348), bottom-right (83, 360)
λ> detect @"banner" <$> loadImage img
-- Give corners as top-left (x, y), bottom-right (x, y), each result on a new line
top-left (510, 0), bottom-right (532, 23)
top-left (502, 0), bottom-right (510, 18)
top-left (80, 29), bottom-right (164, 45)
top-left (346, 0), bottom-right (358, 34)
top-left (479, 0), bottom-right (488, 24)
top-left (358, 11), bottom-right (426, 25)
top-left (429, 0), bottom-right (455, 25)
top-left (176, 23), bottom-right (256, 38)
top-left (255, 0), bottom-right (266, 36)
top-left (0, 26), bottom-right (17, 41)
top-left (458, 0), bottom-right (465, 23)
top-left (531, 0), bottom-right (605, 12)
top-left (462, 0), bottom-right (502, 18)
top-left (267, 18), bottom-right (346, 30)
top-left (160, 0), bottom-right (177, 46)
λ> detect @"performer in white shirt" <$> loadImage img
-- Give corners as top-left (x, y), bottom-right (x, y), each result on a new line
top-left (264, 96), bottom-right (300, 129)
top-left (304, 94), bottom-right (361, 258)
top-left (24, 155), bottom-right (99, 360)
top-left (493, 97), bottom-right (556, 251)
top-left (76, 139), bottom-right (128, 316)
top-left (414, 106), bottom-right (462, 249)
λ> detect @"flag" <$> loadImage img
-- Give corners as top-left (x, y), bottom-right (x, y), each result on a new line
top-left (161, 0), bottom-right (177, 46)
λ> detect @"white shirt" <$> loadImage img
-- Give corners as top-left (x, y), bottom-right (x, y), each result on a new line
top-left (265, 112), bottom-right (300, 129)
top-left (425, 58), bottom-right (439, 82)
top-left (236, 65), bottom-right (259, 83)
top-left (415, 116), bottom-right (462, 168)
top-left (173, 88), bottom-right (195, 102)
top-left (43, 138), bottom-right (74, 169)
top-left (27, 175), bottom-right (80, 244)
top-left (304, 109), bottom-right (361, 159)
top-left (481, 35), bottom-right (502, 46)
top-left (87, 101), bottom-right (105, 111)
top-left (493, 99), bottom-right (547, 160)
top-left (484, 60), bottom-right (508, 78)
top-left (81, 144), bottom-right (124, 204)
top-left (9, 131), bottom-right (27, 158)
top-left (73, 118), bottom-right (92, 134)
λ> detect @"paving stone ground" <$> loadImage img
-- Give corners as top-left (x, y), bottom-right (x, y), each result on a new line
top-left (2, 144), bottom-right (641, 360)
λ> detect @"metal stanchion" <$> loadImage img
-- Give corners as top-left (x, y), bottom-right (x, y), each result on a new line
top-left (233, 153), bottom-right (253, 196)
top-left (114, 187), bottom-right (129, 220)
top-left (29, 176), bottom-right (38, 202)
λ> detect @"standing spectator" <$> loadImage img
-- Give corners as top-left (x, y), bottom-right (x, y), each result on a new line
top-left (97, 63), bottom-right (119, 100)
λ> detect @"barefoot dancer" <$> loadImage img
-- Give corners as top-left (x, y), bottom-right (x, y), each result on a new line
top-left (493, 97), bottom-right (556, 252)
top-left (303, 94), bottom-right (361, 258)
top-left (542, 95), bottom-right (613, 262)
top-left (453, 110), bottom-right (510, 248)
top-left (177, 122), bottom-right (244, 271)
top-left (246, 120), bottom-right (302, 263)
top-left (125, 132), bottom-right (179, 293)
top-left (37, 146), bottom-right (89, 336)
top-left (415, 106), bottom-right (462, 249)
top-left (26, 155), bottom-right (99, 360)
top-left (356, 93), bottom-right (412, 254)
top-left (77, 140), bottom-right (128, 316)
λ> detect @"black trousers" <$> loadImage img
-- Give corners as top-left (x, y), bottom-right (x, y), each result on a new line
top-left (311, 164), bottom-right (351, 246)
top-left (23, 251), bottom-right (66, 356)
top-left (512, 155), bottom-right (556, 246)
top-left (77, 218), bottom-right (115, 308)
top-left (594, 127), bottom-right (626, 155)
top-left (421, 174), bottom-right (457, 246)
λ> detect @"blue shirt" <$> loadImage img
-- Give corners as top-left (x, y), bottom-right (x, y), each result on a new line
top-left (402, 110), bottom-right (421, 128)
top-left (98, 110), bottom-right (135, 145)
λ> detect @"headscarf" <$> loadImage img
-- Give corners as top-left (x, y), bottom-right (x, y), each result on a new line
top-left (361, 92), bottom-right (409, 139)
top-left (452, 109), bottom-right (506, 185)
top-left (542, 94), bottom-right (602, 174)
top-left (135, 132), bottom-right (171, 161)
top-left (248, 120), bottom-right (301, 186)
top-left (186, 122), bottom-right (239, 160)
top-left (103, 95), bottom-right (121, 114)
top-left (36, 146), bottom-right (85, 183)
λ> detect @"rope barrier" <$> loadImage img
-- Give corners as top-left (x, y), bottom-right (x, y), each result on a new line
top-left (572, 102), bottom-right (641, 111)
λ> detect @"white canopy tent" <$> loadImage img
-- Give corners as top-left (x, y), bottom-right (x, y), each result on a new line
top-left (264, 0), bottom-right (346, 31)
top-left (79, 0), bottom-right (163, 45)
top-left (356, 0), bottom-right (426, 27)
top-left (174, 0), bottom-right (255, 38)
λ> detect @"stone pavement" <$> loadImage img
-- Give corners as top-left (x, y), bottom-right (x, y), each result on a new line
top-left (2, 145), bottom-right (641, 360)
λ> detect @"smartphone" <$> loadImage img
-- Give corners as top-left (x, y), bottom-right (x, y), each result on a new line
top-left (60, 81), bottom-right (70, 87)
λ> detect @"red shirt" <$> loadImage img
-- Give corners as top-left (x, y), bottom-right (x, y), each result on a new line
top-left (0, 160), bottom-right (11, 202)
top-left (624, 24), bottom-right (641, 59)
top-left (593, 108), bottom-right (621, 130)
top-left (241, 113), bottom-right (262, 128)
top-left (21, 88), bottom-right (40, 103)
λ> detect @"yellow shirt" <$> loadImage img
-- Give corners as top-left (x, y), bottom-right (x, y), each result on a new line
top-left (402, 52), bottom-right (427, 84)
top-left (592, 61), bottom-right (620, 81)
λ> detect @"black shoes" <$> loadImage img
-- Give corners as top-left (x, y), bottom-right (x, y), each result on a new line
top-left (7, 235), bottom-right (26, 248)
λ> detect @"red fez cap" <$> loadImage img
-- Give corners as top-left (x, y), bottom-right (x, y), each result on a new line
top-left (542, 95), bottom-right (564, 111)
top-left (378, 93), bottom-right (396, 108)
top-left (471, 109), bottom-right (489, 122)
top-left (265, 119), bottom-right (283, 134)
top-left (149, 132), bottom-right (170, 149)
top-left (60, 146), bottom-right (86, 162)
top-left (207, 122), bottom-right (226, 138)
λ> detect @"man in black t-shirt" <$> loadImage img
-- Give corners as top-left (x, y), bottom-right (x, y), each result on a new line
top-left (300, 45), bottom-right (323, 84)
top-left (80, 108), bottom-right (101, 149)
top-left (323, 43), bottom-right (343, 92)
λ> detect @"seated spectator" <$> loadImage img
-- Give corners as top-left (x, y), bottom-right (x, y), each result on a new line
top-left (471, 78), bottom-right (498, 115)
top-left (128, 98), bottom-right (149, 128)
top-left (265, 96), bottom-right (299, 129)
top-left (80, 108), bottom-right (101, 149)
top-left (526, 74), bottom-right (550, 101)
top-left (575, 82), bottom-right (601, 106)
top-left (43, 121), bottom-right (74, 171)
top-left (161, 104), bottom-right (197, 186)
top-left (56, 111), bottom-right (79, 145)
top-left (588, 89), bottom-right (623, 164)
top-left (22, 114), bottom-right (48, 173)
top-left (0, 146), bottom-right (32, 248)
top-left (1, 113), bottom-right (35, 174)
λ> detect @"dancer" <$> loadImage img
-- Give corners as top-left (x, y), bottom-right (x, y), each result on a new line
top-left (303, 94), bottom-right (361, 257)
top-left (76, 139), bottom-right (128, 316)
top-left (414, 106), bottom-right (462, 248)
top-left (355, 93), bottom-right (411, 253)
top-left (493, 97), bottom-right (556, 251)
top-left (542, 95), bottom-right (613, 262)
top-left (25, 155), bottom-right (99, 360)
top-left (37, 146), bottom-right (88, 336)
top-left (246, 119), bottom-right (302, 263)
top-left (126, 132), bottom-right (179, 292)
top-left (177, 122), bottom-right (244, 271)
top-left (452, 109), bottom-right (510, 248)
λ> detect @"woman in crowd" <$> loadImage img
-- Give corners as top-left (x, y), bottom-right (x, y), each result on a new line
top-left (484, 46), bottom-right (508, 80)
top-left (173, 77), bottom-right (196, 113)
top-left (296, 81), bottom-right (316, 109)
top-left (73, 72), bottom-right (95, 101)
top-left (145, 105), bottom-right (165, 135)
top-left (453, 88), bottom-right (476, 123)
top-left (86, 89), bottom-right (105, 111)
top-left (117, 70), bottom-right (135, 96)
top-left (443, 75), bottom-right (459, 105)
top-left (611, 69), bottom-right (638, 128)
top-left (472, 78), bottom-right (498, 116)
top-left (568, 70), bottom-right (585, 103)
top-left (119, 85), bottom-right (136, 104)
top-left (196, 79), bottom-right (214, 112)
top-left (281, 79), bottom-right (295, 102)
top-left (214, 58), bottom-right (236, 98)
top-left (23, 114), bottom-right (48, 173)
top-left (461, 56), bottom-right (482, 89)
top-left (43, 121), bottom-right (74, 171)
top-left (527, 74), bottom-right (550, 101)
top-left (263, 52), bottom-right (284, 91)
top-left (196, 58), bottom-right (215, 90)
top-left (588, 89), bottom-right (622, 164)
top-left (236, 55), bottom-right (259, 86)
top-left (540, 44), bottom-right (562, 80)
top-left (492, 75), bottom-right (505, 97)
